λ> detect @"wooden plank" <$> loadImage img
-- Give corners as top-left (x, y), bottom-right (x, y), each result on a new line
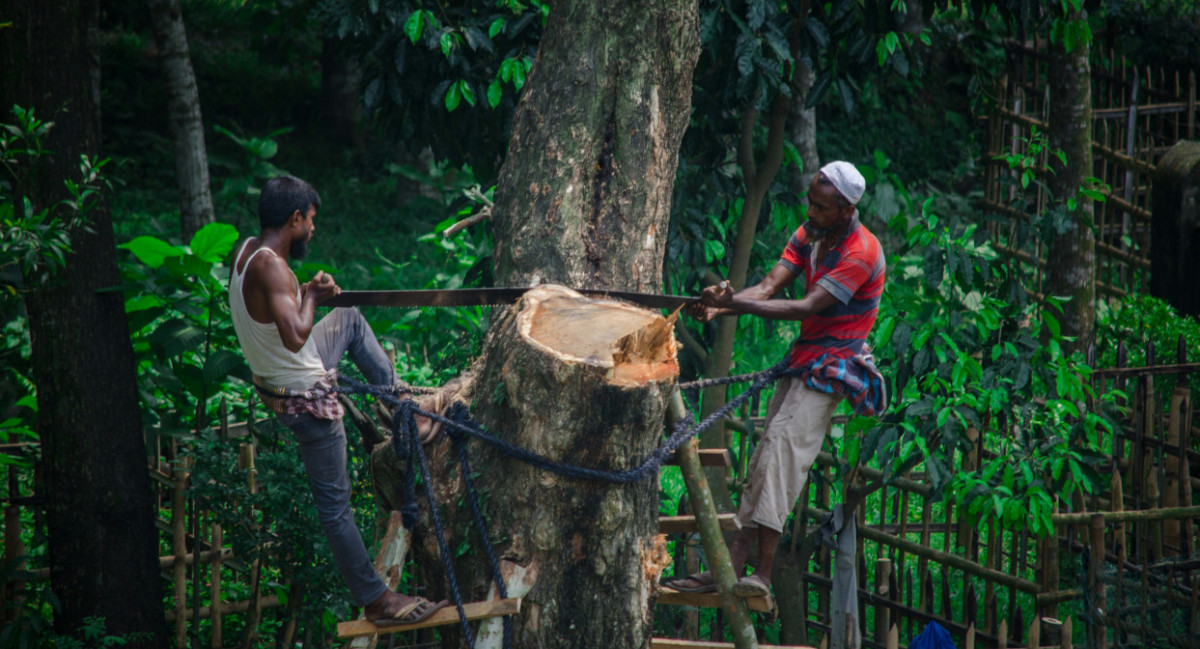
top-left (664, 448), bottom-right (731, 467)
top-left (651, 639), bottom-right (816, 649)
top-left (659, 514), bottom-right (740, 534)
top-left (336, 598), bottom-right (522, 639)
top-left (656, 589), bottom-right (774, 613)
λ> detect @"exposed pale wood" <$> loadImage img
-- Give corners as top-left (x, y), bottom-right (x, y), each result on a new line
top-left (664, 448), bottom-right (731, 467)
top-left (336, 598), bottom-right (522, 639)
top-left (1062, 617), bottom-right (1073, 649)
top-left (656, 588), bottom-right (775, 613)
top-left (1163, 388), bottom-right (1185, 551)
top-left (658, 514), bottom-right (740, 534)
top-left (887, 624), bottom-right (898, 649)
top-left (874, 558), bottom-right (892, 645)
top-left (1026, 616), bottom-right (1039, 649)
top-left (997, 619), bottom-right (1008, 649)
top-left (649, 640), bottom-right (816, 649)
top-left (350, 512), bottom-right (408, 649)
top-left (966, 623), bottom-right (976, 649)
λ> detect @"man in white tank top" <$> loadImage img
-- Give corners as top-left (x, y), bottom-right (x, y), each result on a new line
top-left (229, 176), bottom-right (446, 625)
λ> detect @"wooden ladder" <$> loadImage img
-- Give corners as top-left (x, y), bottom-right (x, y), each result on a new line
top-left (336, 511), bottom-right (521, 645)
top-left (652, 391), bottom-right (818, 649)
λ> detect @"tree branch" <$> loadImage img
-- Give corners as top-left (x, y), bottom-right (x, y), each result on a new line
top-left (737, 105), bottom-right (759, 188)
top-left (441, 186), bottom-right (494, 238)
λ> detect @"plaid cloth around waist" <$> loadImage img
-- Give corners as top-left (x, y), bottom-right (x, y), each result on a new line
top-left (252, 370), bottom-right (345, 421)
top-left (790, 351), bottom-right (887, 417)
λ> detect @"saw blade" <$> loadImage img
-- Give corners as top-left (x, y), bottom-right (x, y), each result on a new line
top-left (321, 287), bottom-right (698, 311)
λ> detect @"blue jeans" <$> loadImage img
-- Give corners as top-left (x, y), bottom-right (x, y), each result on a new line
top-left (277, 308), bottom-right (394, 606)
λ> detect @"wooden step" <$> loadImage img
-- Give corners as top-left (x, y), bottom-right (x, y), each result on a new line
top-left (336, 597), bottom-right (522, 639)
top-left (664, 448), bottom-right (731, 467)
top-left (655, 588), bottom-right (773, 613)
top-left (651, 639), bottom-right (816, 649)
top-left (658, 513), bottom-right (740, 534)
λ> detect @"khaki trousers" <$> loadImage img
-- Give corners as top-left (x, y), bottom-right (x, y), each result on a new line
top-left (737, 376), bottom-right (842, 532)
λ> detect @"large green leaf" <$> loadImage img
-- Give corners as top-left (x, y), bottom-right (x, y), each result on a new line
top-left (120, 236), bottom-right (182, 269)
top-left (189, 223), bottom-right (239, 264)
top-left (149, 318), bottom-right (206, 359)
top-left (203, 349), bottom-right (247, 384)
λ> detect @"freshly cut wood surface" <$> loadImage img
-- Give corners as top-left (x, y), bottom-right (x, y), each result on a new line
top-left (651, 639), bottom-right (817, 649)
top-left (518, 285), bottom-right (679, 386)
top-left (658, 513), bottom-right (740, 534)
top-left (336, 598), bottom-right (522, 639)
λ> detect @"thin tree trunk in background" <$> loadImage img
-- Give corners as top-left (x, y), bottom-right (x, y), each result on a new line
top-left (788, 59), bottom-right (820, 196)
top-left (1044, 8), bottom-right (1095, 355)
top-left (490, 0), bottom-right (700, 292)
top-left (150, 0), bottom-right (214, 242)
top-left (700, 94), bottom-right (789, 509)
top-left (320, 36), bottom-right (363, 150)
top-left (0, 2), bottom-right (167, 646)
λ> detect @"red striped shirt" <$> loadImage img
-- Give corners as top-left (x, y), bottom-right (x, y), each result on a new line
top-left (779, 217), bottom-right (885, 368)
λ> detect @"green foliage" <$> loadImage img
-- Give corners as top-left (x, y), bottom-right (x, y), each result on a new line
top-left (1100, 0), bottom-right (1200, 73)
top-left (861, 162), bottom-right (1118, 537)
top-left (0, 106), bottom-right (108, 296)
top-left (118, 222), bottom-right (249, 435)
top-left (312, 0), bottom-right (545, 177)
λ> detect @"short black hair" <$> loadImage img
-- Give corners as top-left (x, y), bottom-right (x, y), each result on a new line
top-left (816, 173), bottom-right (851, 208)
top-left (259, 175), bottom-right (322, 231)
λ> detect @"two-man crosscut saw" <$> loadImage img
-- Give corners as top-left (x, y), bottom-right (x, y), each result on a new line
top-left (320, 287), bottom-right (701, 311)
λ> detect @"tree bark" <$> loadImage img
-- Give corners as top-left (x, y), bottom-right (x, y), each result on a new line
top-left (1044, 9), bottom-right (1096, 355)
top-left (490, 0), bottom-right (700, 292)
top-left (374, 286), bottom-right (680, 648)
top-left (0, 1), bottom-right (168, 646)
top-left (320, 36), bottom-right (363, 149)
top-left (150, 0), bottom-right (214, 242)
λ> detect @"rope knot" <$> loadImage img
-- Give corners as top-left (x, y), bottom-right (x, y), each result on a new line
top-left (446, 401), bottom-right (473, 444)
top-left (399, 502), bottom-right (419, 530)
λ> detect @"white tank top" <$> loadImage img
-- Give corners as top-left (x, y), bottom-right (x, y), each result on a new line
top-left (229, 239), bottom-right (326, 391)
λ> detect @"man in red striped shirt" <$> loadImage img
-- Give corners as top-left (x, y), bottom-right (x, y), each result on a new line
top-left (664, 161), bottom-right (886, 598)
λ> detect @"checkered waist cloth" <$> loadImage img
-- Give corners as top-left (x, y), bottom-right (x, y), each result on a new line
top-left (252, 370), bottom-right (345, 421)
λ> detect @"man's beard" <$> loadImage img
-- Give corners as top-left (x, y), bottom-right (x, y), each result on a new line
top-left (805, 222), bottom-right (833, 241)
top-left (290, 237), bottom-right (309, 259)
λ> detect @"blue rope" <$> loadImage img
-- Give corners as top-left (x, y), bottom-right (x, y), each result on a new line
top-left (394, 399), bottom-right (475, 645)
top-left (340, 358), bottom-right (792, 647)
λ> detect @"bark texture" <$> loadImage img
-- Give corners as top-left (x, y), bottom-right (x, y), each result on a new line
top-left (0, 1), bottom-right (167, 645)
top-left (490, 0), bottom-right (700, 291)
top-left (1044, 12), bottom-right (1096, 355)
top-left (150, 0), bottom-right (214, 242)
top-left (374, 286), bottom-right (679, 649)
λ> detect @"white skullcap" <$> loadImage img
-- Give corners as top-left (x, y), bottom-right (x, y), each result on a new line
top-left (819, 161), bottom-right (866, 205)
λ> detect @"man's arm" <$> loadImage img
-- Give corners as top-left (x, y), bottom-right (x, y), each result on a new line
top-left (256, 256), bottom-right (340, 352)
top-left (696, 263), bottom-right (839, 322)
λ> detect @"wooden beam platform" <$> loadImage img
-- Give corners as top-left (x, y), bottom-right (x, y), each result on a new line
top-left (651, 640), bottom-right (817, 649)
top-left (664, 448), bottom-right (731, 467)
top-left (658, 513), bottom-right (740, 534)
top-left (336, 598), bottom-right (522, 639)
top-left (655, 588), bottom-right (773, 613)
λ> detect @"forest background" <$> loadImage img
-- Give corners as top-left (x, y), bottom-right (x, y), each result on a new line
top-left (2, 0), bottom-right (1200, 647)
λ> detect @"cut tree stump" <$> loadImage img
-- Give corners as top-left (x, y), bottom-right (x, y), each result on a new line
top-left (372, 285), bottom-right (682, 649)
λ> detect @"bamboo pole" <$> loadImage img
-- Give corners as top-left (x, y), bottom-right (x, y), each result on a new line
top-left (1164, 388), bottom-right (1186, 553)
top-left (171, 454), bottom-right (189, 648)
top-left (874, 558), bottom-right (892, 646)
top-left (802, 506), bottom-right (1040, 593)
top-left (667, 391), bottom-right (757, 649)
top-left (239, 442), bottom-right (262, 649)
top-left (211, 522), bottom-right (223, 649)
top-left (1089, 514), bottom-right (1107, 649)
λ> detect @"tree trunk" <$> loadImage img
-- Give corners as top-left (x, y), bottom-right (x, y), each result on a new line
top-left (320, 36), bottom-right (363, 149)
top-left (0, 2), bottom-right (168, 646)
top-left (374, 286), bottom-right (680, 648)
top-left (1044, 10), bottom-right (1096, 355)
top-left (700, 94), bottom-right (790, 509)
top-left (490, 0), bottom-right (700, 292)
top-left (150, 0), bottom-right (214, 242)
top-left (788, 2), bottom-right (820, 196)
